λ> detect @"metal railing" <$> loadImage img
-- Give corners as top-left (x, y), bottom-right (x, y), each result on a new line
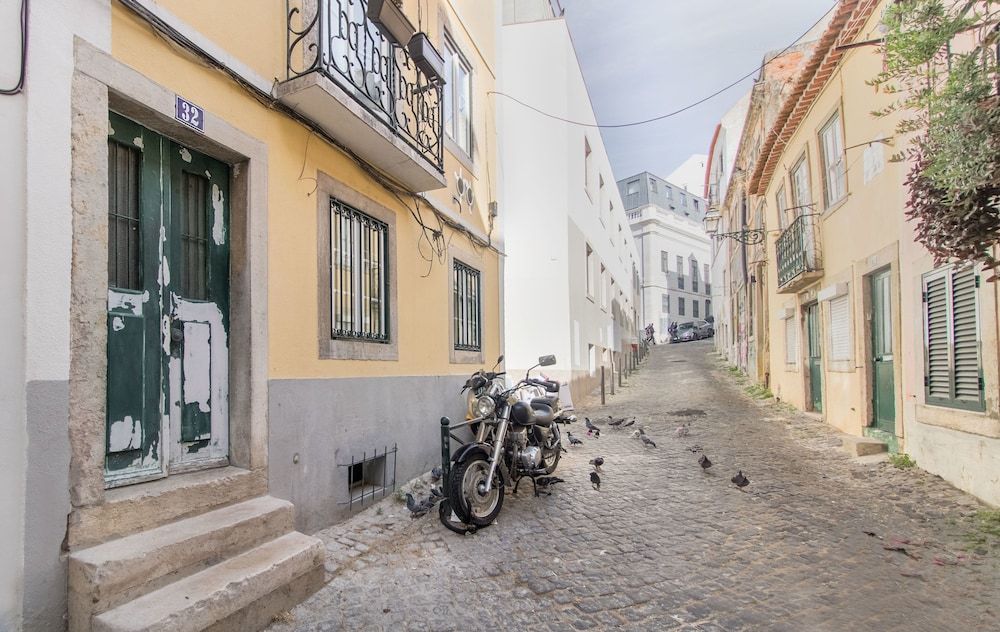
top-left (286, 0), bottom-right (444, 171)
top-left (776, 214), bottom-right (822, 288)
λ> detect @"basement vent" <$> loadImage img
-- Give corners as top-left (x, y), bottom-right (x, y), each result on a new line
top-left (341, 444), bottom-right (398, 511)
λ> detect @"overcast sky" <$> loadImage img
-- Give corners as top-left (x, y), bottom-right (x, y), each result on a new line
top-left (562, 0), bottom-right (835, 182)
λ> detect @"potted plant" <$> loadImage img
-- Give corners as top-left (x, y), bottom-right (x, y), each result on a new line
top-left (407, 32), bottom-right (446, 85)
top-left (366, 0), bottom-right (416, 47)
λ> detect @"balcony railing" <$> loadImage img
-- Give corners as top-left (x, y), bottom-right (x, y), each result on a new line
top-left (285, 0), bottom-right (443, 172)
top-left (776, 214), bottom-right (822, 291)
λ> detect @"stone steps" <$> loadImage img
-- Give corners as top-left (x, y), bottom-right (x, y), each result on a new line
top-left (69, 495), bottom-right (324, 632)
top-left (841, 434), bottom-right (889, 457)
top-left (91, 532), bottom-right (324, 632)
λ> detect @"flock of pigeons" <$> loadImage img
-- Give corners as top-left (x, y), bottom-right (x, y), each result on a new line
top-left (566, 415), bottom-right (752, 491)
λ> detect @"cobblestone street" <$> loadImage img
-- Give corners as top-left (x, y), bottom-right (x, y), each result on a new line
top-left (270, 342), bottom-right (1000, 632)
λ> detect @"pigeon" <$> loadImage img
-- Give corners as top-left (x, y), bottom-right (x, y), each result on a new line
top-left (534, 476), bottom-right (565, 496)
top-left (731, 471), bottom-right (750, 488)
top-left (687, 445), bottom-right (703, 453)
top-left (430, 466), bottom-right (443, 482)
top-left (589, 456), bottom-right (605, 472)
top-left (674, 424), bottom-right (690, 438)
top-left (621, 418), bottom-right (636, 428)
top-left (592, 427), bottom-right (601, 439)
top-left (608, 416), bottom-right (627, 427)
top-left (567, 432), bottom-right (584, 446)
top-left (699, 455), bottom-right (712, 470)
top-left (585, 417), bottom-right (599, 433)
top-left (640, 434), bottom-right (657, 448)
top-left (405, 492), bottom-right (434, 518)
top-left (430, 486), bottom-right (444, 498)
top-left (590, 471), bottom-right (601, 491)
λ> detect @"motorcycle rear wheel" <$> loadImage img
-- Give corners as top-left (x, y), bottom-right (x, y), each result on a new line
top-left (448, 454), bottom-right (504, 527)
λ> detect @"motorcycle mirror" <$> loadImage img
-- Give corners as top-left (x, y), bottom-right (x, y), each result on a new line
top-left (538, 354), bottom-right (556, 367)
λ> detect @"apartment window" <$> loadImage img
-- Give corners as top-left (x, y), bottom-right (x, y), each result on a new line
top-left (651, 180), bottom-right (658, 193)
top-left (586, 245), bottom-right (595, 298)
top-left (676, 256), bottom-right (684, 276)
top-left (790, 154), bottom-right (812, 209)
top-left (666, 186), bottom-right (673, 201)
top-left (678, 297), bottom-right (686, 316)
top-left (828, 294), bottom-right (852, 361)
top-left (703, 264), bottom-right (710, 293)
top-left (819, 111), bottom-right (847, 207)
top-left (331, 199), bottom-right (389, 342)
top-left (600, 264), bottom-right (607, 309)
top-left (661, 251), bottom-right (669, 273)
top-left (453, 260), bottom-right (481, 352)
top-left (625, 179), bottom-right (638, 195)
top-left (705, 299), bottom-right (712, 318)
top-left (108, 141), bottom-right (142, 291)
top-left (662, 294), bottom-right (670, 313)
top-left (588, 344), bottom-right (596, 377)
top-left (584, 137), bottom-right (593, 197)
top-left (923, 265), bottom-right (984, 410)
top-left (680, 192), bottom-right (687, 206)
top-left (443, 36), bottom-right (472, 156)
top-left (785, 317), bottom-right (799, 365)
top-left (693, 301), bottom-right (699, 318)
top-left (776, 184), bottom-right (789, 229)
top-left (691, 258), bottom-right (700, 293)
top-left (693, 199), bottom-right (700, 212)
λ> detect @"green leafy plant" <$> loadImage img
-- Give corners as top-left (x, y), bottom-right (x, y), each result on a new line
top-left (963, 509), bottom-right (1000, 550)
top-left (745, 383), bottom-right (774, 400)
top-left (888, 452), bottom-right (917, 469)
top-left (870, 0), bottom-right (1000, 277)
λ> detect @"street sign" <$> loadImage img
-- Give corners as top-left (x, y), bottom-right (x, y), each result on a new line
top-left (174, 95), bottom-right (204, 133)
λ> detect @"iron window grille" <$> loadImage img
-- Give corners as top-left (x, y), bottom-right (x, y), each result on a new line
top-left (331, 198), bottom-right (389, 342)
top-left (454, 260), bottom-right (481, 351)
top-left (108, 141), bottom-right (142, 291)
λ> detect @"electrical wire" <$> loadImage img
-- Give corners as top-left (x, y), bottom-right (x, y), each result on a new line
top-left (488, 1), bottom-right (838, 129)
top-left (1, 0), bottom-right (28, 96)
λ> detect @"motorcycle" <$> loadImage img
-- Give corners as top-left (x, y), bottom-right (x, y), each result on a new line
top-left (445, 354), bottom-right (572, 527)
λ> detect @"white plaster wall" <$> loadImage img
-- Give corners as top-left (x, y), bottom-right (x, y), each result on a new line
top-left (907, 421), bottom-right (1000, 507)
top-left (499, 16), bottom-right (640, 379)
top-left (0, 1), bottom-right (28, 626)
top-left (25, 0), bottom-right (110, 383)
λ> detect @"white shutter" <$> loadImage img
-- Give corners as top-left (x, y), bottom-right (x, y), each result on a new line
top-left (829, 295), bottom-right (851, 361)
top-left (785, 317), bottom-right (799, 365)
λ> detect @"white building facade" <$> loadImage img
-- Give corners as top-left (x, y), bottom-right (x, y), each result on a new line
top-left (499, 0), bottom-right (641, 403)
top-left (621, 172), bottom-right (712, 342)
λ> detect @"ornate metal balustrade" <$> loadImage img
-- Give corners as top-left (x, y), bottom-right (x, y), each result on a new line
top-left (286, 0), bottom-right (444, 171)
top-left (776, 214), bottom-right (822, 290)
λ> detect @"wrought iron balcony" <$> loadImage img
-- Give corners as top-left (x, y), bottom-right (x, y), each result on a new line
top-left (280, 0), bottom-right (445, 191)
top-left (776, 214), bottom-right (823, 292)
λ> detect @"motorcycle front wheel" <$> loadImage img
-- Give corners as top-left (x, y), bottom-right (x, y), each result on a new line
top-left (448, 454), bottom-right (504, 527)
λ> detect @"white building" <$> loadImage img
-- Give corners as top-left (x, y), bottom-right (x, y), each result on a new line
top-left (621, 172), bottom-right (712, 342)
top-left (499, 0), bottom-right (641, 403)
top-left (705, 92), bottom-right (751, 360)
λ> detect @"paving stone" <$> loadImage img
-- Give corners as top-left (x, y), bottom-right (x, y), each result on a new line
top-left (267, 342), bottom-right (1000, 631)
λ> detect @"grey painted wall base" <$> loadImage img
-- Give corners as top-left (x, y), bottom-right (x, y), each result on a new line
top-left (25, 380), bottom-right (71, 632)
top-left (268, 375), bottom-right (469, 533)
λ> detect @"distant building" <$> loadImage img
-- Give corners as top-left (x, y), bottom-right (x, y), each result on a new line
top-left (621, 172), bottom-right (712, 341)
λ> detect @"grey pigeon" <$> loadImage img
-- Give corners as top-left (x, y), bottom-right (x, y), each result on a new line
top-left (405, 493), bottom-right (433, 518)
top-left (535, 476), bottom-right (565, 487)
top-left (430, 466), bottom-right (443, 482)
top-left (640, 434), bottom-right (657, 448)
top-left (621, 418), bottom-right (636, 428)
top-left (590, 471), bottom-right (601, 491)
top-left (567, 432), bottom-right (584, 446)
top-left (731, 471), bottom-right (750, 488)
top-left (699, 455), bottom-right (712, 470)
top-left (608, 416), bottom-right (627, 427)
top-left (589, 456), bottom-right (605, 472)
top-left (585, 417), bottom-right (598, 433)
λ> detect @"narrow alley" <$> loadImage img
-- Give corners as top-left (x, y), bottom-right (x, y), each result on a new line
top-left (270, 342), bottom-right (1000, 632)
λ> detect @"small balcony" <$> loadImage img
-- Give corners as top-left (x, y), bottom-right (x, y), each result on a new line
top-left (776, 214), bottom-right (822, 293)
top-left (279, 0), bottom-right (446, 191)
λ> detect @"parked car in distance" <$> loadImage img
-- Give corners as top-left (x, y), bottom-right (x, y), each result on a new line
top-left (671, 320), bottom-right (713, 342)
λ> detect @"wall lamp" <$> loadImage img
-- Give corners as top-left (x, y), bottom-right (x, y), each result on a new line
top-left (703, 209), bottom-right (765, 245)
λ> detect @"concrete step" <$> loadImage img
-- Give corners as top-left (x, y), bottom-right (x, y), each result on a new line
top-left (70, 496), bottom-right (295, 627)
top-left (841, 435), bottom-right (888, 457)
top-left (92, 531), bottom-right (324, 632)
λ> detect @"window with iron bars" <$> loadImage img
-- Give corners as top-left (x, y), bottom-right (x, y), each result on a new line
top-left (331, 198), bottom-right (389, 342)
top-left (454, 260), bottom-right (481, 351)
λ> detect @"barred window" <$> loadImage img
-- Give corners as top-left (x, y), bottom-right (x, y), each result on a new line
top-left (454, 260), bottom-right (481, 351)
top-left (331, 198), bottom-right (389, 342)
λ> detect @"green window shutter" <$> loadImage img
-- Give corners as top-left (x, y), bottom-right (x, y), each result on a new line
top-left (923, 272), bottom-right (951, 403)
top-left (951, 268), bottom-right (983, 409)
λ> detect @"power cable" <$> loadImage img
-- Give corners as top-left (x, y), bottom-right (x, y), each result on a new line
top-left (1, 0), bottom-right (28, 96)
top-left (488, 1), bottom-right (838, 129)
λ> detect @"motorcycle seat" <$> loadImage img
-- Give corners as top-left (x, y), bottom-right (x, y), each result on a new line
top-left (530, 403), bottom-right (554, 426)
top-left (531, 396), bottom-right (558, 409)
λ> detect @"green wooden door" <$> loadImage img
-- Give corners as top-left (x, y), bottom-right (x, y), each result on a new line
top-left (106, 112), bottom-right (230, 485)
top-left (806, 303), bottom-right (823, 413)
top-left (871, 269), bottom-right (895, 434)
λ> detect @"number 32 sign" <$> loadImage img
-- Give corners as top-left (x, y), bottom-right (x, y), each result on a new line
top-left (174, 95), bottom-right (205, 133)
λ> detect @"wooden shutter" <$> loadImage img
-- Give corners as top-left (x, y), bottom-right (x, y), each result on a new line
top-left (923, 267), bottom-right (983, 410)
top-left (785, 317), bottom-right (799, 365)
top-left (829, 295), bottom-right (851, 361)
top-left (951, 267), bottom-right (981, 406)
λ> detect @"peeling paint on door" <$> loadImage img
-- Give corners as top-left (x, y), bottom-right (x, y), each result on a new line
top-left (211, 183), bottom-right (226, 245)
top-left (112, 316), bottom-right (125, 332)
top-left (179, 147), bottom-right (192, 163)
top-left (108, 416), bottom-right (142, 452)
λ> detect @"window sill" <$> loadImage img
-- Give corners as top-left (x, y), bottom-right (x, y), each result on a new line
top-left (821, 195), bottom-right (849, 219)
top-left (826, 359), bottom-right (855, 373)
top-left (445, 135), bottom-right (475, 174)
top-left (586, 294), bottom-right (595, 303)
top-left (450, 348), bottom-right (484, 365)
top-left (320, 337), bottom-right (399, 361)
top-left (915, 403), bottom-right (998, 438)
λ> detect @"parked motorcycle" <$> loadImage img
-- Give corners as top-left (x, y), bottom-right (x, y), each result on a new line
top-left (446, 354), bottom-right (571, 526)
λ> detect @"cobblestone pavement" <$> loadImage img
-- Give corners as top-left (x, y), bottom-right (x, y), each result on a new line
top-left (270, 341), bottom-right (1000, 632)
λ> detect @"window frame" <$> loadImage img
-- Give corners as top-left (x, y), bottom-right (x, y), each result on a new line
top-left (585, 244), bottom-right (595, 300)
top-left (678, 297), bottom-right (686, 316)
top-left (818, 109), bottom-right (847, 208)
top-left (317, 172), bottom-right (398, 361)
top-left (330, 199), bottom-right (389, 343)
top-left (776, 183), bottom-right (789, 230)
top-left (790, 152), bottom-right (812, 211)
top-left (442, 33), bottom-right (473, 159)
top-left (922, 265), bottom-right (985, 411)
top-left (452, 257), bottom-right (483, 358)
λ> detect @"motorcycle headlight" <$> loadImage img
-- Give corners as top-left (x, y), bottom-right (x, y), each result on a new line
top-left (475, 395), bottom-right (496, 417)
